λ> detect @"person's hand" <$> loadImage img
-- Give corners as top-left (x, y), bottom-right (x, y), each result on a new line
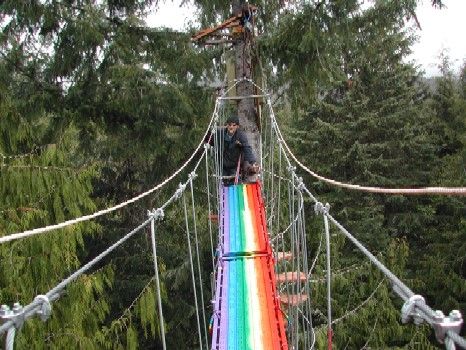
top-left (250, 163), bottom-right (260, 174)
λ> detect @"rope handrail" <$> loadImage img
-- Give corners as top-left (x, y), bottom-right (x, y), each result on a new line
top-left (0, 106), bottom-right (219, 245)
top-left (265, 100), bottom-right (466, 196)
top-left (0, 150), bottom-right (207, 337)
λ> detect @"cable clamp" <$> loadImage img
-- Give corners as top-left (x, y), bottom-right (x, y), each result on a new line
top-left (175, 183), bottom-right (186, 199)
top-left (204, 143), bottom-right (211, 150)
top-left (151, 208), bottom-right (164, 221)
top-left (0, 303), bottom-right (25, 330)
top-left (296, 176), bottom-right (305, 191)
top-left (34, 295), bottom-right (52, 322)
top-left (189, 172), bottom-right (197, 181)
top-left (0, 304), bottom-right (13, 326)
top-left (431, 309), bottom-right (463, 344)
top-left (314, 202), bottom-right (330, 215)
top-left (401, 294), bottom-right (425, 325)
top-left (286, 165), bottom-right (296, 173)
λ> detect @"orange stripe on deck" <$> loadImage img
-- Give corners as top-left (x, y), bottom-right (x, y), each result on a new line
top-left (255, 257), bottom-right (273, 350)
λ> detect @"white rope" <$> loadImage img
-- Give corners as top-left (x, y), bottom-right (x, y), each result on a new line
top-left (0, 109), bottom-right (218, 245)
top-left (182, 192), bottom-right (204, 350)
top-left (189, 176), bottom-right (209, 347)
top-left (205, 145), bottom-right (215, 270)
top-left (149, 217), bottom-right (167, 350)
top-left (5, 327), bottom-right (15, 350)
top-left (446, 330), bottom-right (466, 349)
top-left (248, 82), bottom-right (466, 197)
top-left (269, 103), bottom-right (466, 196)
top-left (322, 203), bottom-right (333, 348)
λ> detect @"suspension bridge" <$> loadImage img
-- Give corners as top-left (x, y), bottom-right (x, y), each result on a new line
top-left (0, 81), bottom-right (465, 349)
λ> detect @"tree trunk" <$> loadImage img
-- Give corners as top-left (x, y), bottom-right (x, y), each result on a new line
top-left (232, 1), bottom-right (260, 165)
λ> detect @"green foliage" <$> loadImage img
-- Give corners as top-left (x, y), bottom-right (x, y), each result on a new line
top-left (258, 0), bottom-right (465, 348)
top-left (1, 0), bottom-right (463, 348)
top-left (0, 73), bottom-right (112, 347)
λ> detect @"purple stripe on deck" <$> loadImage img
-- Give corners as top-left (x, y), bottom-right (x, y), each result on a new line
top-left (222, 186), bottom-right (230, 254)
top-left (211, 262), bottom-right (221, 349)
top-left (212, 185), bottom-right (229, 350)
top-left (219, 186), bottom-right (229, 348)
top-left (219, 260), bottom-right (229, 349)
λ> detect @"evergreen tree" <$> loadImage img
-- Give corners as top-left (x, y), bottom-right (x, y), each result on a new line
top-left (1, 0), bottom-right (214, 347)
top-left (0, 58), bottom-right (111, 348)
top-left (416, 56), bottom-right (466, 315)
top-left (255, 0), bottom-right (455, 347)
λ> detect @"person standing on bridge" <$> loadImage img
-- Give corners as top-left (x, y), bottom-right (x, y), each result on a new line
top-left (213, 115), bottom-right (259, 183)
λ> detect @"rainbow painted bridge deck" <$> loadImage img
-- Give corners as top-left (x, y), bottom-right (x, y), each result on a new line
top-left (211, 183), bottom-right (288, 350)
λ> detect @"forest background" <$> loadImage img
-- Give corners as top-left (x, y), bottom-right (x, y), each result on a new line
top-left (0, 0), bottom-right (464, 349)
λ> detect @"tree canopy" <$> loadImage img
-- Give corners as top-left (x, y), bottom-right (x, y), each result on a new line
top-left (0, 0), bottom-right (464, 348)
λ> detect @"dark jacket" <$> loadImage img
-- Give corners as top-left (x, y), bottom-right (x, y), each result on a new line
top-left (216, 128), bottom-right (256, 169)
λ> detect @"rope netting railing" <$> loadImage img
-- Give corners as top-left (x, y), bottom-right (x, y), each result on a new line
top-left (258, 86), bottom-right (465, 349)
top-left (260, 92), bottom-right (315, 349)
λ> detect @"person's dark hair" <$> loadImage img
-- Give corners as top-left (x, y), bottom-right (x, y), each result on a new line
top-left (226, 115), bottom-right (239, 125)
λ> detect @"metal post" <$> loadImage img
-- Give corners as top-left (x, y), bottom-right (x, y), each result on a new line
top-left (150, 216), bottom-right (167, 350)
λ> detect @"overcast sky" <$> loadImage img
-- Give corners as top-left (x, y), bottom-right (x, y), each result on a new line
top-left (148, 1), bottom-right (465, 77)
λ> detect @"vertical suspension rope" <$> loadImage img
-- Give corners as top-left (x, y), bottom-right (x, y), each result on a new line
top-left (323, 211), bottom-right (333, 350)
top-left (275, 144), bottom-right (283, 240)
top-left (297, 189), bottom-right (310, 349)
top-left (300, 194), bottom-right (314, 348)
top-left (182, 192), bottom-right (204, 350)
top-left (205, 145), bottom-right (215, 270)
top-left (269, 126), bottom-right (277, 232)
top-left (293, 182), bottom-right (304, 349)
top-left (189, 177), bottom-right (209, 348)
top-left (150, 217), bottom-right (167, 350)
top-left (288, 177), bottom-right (298, 350)
top-left (267, 114), bottom-right (275, 210)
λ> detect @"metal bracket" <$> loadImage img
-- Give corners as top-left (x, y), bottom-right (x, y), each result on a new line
top-left (431, 310), bottom-right (463, 344)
